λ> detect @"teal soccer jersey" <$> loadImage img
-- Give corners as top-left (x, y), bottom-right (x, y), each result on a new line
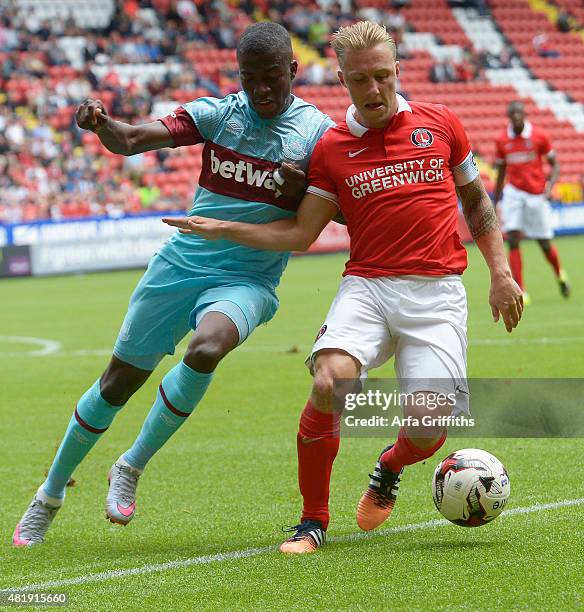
top-left (113, 94), bottom-right (332, 370)
top-left (158, 92), bottom-right (334, 289)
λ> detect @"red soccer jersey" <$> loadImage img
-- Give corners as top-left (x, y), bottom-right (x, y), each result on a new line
top-left (307, 95), bottom-right (478, 278)
top-left (495, 121), bottom-right (553, 195)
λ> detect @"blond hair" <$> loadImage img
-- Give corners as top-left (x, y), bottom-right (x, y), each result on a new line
top-left (331, 21), bottom-right (396, 67)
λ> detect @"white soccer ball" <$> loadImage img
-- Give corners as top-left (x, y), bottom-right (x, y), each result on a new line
top-left (432, 448), bottom-right (510, 527)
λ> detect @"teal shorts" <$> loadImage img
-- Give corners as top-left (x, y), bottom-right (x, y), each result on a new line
top-left (113, 254), bottom-right (279, 370)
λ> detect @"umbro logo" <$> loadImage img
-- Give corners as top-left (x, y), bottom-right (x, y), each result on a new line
top-left (226, 120), bottom-right (244, 134)
top-left (348, 147), bottom-right (368, 158)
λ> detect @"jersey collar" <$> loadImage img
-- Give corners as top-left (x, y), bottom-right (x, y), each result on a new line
top-left (507, 120), bottom-right (532, 139)
top-left (345, 94), bottom-right (412, 138)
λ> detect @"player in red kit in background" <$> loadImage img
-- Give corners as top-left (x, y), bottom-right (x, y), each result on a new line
top-left (494, 101), bottom-right (570, 303)
top-left (167, 21), bottom-right (523, 554)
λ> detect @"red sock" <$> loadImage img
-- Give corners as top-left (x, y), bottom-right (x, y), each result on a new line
top-left (544, 245), bottom-right (561, 277)
top-left (509, 248), bottom-right (523, 290)
top-left (380, 428), bottom-right (447, 472)
top-left (297, 401), bottom-right (340, 530)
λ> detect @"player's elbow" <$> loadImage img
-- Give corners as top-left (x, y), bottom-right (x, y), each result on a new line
top-left (120, 126), bottom-right (144, 156)
top-left (292, 231), bottom-right (317, 252)
top-left (121, 137), bottom-right (139, 156)
top-left (103, 138), bottom-right (134, 156)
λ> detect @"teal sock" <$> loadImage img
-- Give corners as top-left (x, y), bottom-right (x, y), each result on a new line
top-left (123, 362), bottom-right (213, 470)
top-left (42, 380), bottom-right (123, 500)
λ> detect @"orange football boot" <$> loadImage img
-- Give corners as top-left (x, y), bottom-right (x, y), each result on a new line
top-left (356, 445), bottom-right (403, 531)
top-left (279, 520), bottom-right (326, 554)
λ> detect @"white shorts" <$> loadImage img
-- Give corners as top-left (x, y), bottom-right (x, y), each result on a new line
top-left (307, 275), bottom-right (469, 414)
top-left (501, 184), bottom-right (554, 239)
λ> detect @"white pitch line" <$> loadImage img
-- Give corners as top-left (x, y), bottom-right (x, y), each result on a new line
top-left (3, 497), bottom-right (583, 594)
top-left (0, 336), bottom-right (62, 356)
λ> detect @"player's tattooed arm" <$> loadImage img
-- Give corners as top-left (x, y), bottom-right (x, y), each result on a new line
top-left (457, 177), bottom-right (498, 240)
top-left (457, 176), bottom-right (523, 333)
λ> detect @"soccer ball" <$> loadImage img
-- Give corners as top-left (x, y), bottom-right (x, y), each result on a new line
top-left (432, 448), bottom-right (510, 527)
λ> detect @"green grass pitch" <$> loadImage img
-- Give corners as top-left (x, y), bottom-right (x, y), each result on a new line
top-left (0, 237), bottom-right (583, 610)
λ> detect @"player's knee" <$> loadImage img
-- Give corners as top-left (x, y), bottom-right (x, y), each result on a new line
top-left (311, 354), bottom-right (361, 412)
top-left (184, 339), bottom-right (229, 372)
top-left (100, 359), bottom-right (150, 405)
top-left (311, 371), bottom-right (355, 412)
top-left (311, 372), bottom-right (336, 411)
top-left (100, 374), bottom-right (135, 406)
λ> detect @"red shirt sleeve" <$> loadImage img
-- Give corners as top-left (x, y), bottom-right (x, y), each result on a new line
top-left (158, 106), bottom-right (204, 147)
top-left (444, 106), bottom-right (472, 167)
top-left (307, 136), bottom-right (337, 196)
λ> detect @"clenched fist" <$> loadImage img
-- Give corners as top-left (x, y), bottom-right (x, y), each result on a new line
top-left (75, 99), bottom-right (108, 132)
top-left (274, 162), bottom-right (307, 199)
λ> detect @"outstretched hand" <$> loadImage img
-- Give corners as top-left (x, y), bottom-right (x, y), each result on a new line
top-left (162, 216), bottom-right (226, 240)
top-left (490, 274), bottom-right (524, 333)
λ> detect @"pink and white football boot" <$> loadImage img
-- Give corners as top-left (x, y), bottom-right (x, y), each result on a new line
top-left (105, 457), bottom-right (142, 525)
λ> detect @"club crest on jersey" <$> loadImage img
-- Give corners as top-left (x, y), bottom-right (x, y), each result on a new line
top-left (411, 128), bottom-right (433, 148)
top-left (282, 134), bottom-right (308, 161)
top-left (315, 324), bottom-right (327, 341)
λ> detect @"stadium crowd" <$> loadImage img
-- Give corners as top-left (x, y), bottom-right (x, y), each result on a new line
top-left (0, 0), bottom-right (422, 224)
top-left (1, 0), bottom-right (581, 224)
